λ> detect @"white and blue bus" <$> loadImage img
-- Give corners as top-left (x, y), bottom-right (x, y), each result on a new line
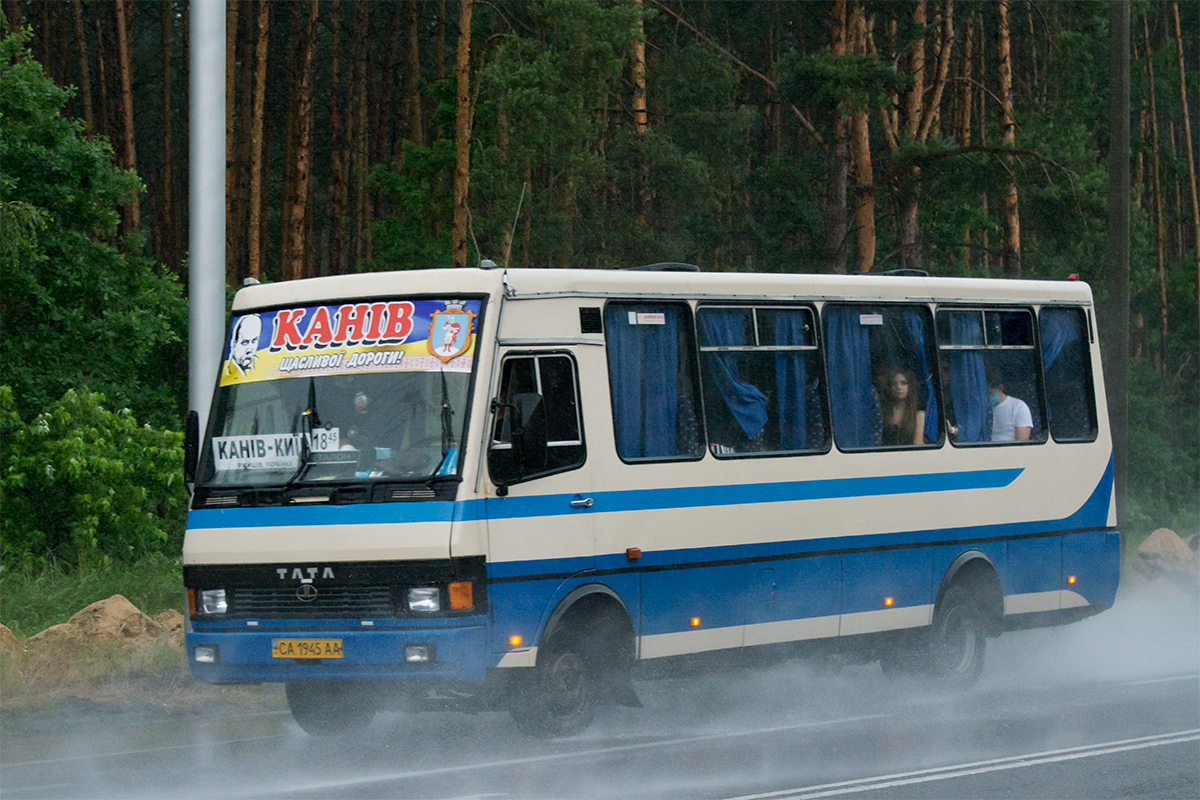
top-left (183, 266), bottom-right (1119, 735)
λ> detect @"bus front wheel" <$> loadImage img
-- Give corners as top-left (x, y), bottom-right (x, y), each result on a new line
top-left (286, 681), bottom-right (376, 737)
top-left (511, 631), bottom-right (595, 737)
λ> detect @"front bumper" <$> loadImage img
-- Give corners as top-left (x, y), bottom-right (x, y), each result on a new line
top-left (187, 620), bottom-right (491, 684)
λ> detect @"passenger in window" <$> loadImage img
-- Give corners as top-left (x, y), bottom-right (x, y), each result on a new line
top-left (986, 367), bottom-right (1033, 442)
top-left (882, 368), bottom-right (926, 446)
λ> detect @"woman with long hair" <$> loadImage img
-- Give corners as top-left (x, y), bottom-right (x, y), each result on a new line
top-left (882, 368), bottom-right (925, 446)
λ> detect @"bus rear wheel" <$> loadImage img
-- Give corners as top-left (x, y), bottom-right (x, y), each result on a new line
top-left (512, 632), bottom-right (595, 737)
top-left (286, 681), bottom-right (376, 737)
top-left (926, 586), bottom-right (987, 688)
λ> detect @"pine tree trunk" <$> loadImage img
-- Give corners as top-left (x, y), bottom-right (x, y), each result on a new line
top-left (234, 4), bottom-right (254, 282)
top-left (114, 0), bottom-right (139, 232)
top-left (632, 0), bottom-right (649, 229)
top-left (71, 0), bottom-right (93, 135)
top-left (283, 0), bottom-right (318, 282)
top-left (827, 0), bottom-right (849, 274)
top-left (451, 0), bottom-right (474, 268)
top-left (406, 0), bottom-right (425, 145)
top-left (225, 0), bottom-right (240, 284)
top-left (849, 2), bottom-right (875, 273)
top-left (247, 0), bottom-right (269, 281)
top-left (353, 0), bottom-right (369, 269)
top-left (380, 3), bottom-right (400, 160)
top-left (93, 8), bottom-right (110, 141)
top-left (1170, 0), bottom-right (1200, 335)
top-left (958, 9), bottom-right (974, 269)
top-left (3, 0), bottom-right (19, 34)
top-left (1142, 13), bottom-right (1168, 377)
top-left (997, 0), bottom-right (1020, 277)
top-left (160, 1), bottom-right (177, 270)
top-left (328, 0), bottom-right (348, 276)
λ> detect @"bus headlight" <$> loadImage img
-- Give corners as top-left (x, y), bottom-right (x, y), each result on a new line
top-left (199, 589), bottom-right (228, 615)
top-left (407, 587), bottom-right (440, 612)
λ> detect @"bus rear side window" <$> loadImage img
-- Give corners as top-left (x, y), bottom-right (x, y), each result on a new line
top-left (604, 302), bottom-right (703, 461)
top-left (1040, 307), bottom-right (1097, 442)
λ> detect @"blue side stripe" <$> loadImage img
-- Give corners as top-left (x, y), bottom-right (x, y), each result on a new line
top-left (484, 468), bottom-right (1022, 520)
top-left (187, 468), bottom-right (1021, 530)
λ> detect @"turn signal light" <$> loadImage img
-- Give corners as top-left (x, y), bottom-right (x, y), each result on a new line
top-left (884, 597), bottom-right (895, 607)
top-left (448, 581), bottom-right (474, 610)
top-left (508, 635), bottom-right (523, 647)
top-left (690, 617), bottom-right (701, 628)
top-left (1067, 575), bottom-right (1077, 585)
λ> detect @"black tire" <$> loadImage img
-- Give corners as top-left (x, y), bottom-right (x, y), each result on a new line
top-left (926, 586), bottom-right (987, 688)
top-left (511, 632), bottom-right (595, 737)
top-left (286, 681), bottom-right (376, 737)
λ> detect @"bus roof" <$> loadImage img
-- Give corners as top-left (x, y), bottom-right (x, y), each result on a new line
top-left (231, 268), bottom-right (1095, 313)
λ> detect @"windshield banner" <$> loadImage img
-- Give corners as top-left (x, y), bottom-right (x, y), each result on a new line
top-left (220, 298), bottom-right (481, 386)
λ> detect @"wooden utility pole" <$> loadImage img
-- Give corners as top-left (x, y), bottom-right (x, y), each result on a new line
top-left (451, 0), bottom-right (474, 268)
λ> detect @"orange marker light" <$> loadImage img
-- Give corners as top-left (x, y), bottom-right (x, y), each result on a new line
top-left (883, 597), bottom-right (895, 607)
top-left (1067, 576), bottom-right (1076, 585)
top-left (508, 635), bottom-right (523, 647)
top-left (690, 617), bottom-right (701, 628)
top-left (448, 581), bottom-right (474, 610)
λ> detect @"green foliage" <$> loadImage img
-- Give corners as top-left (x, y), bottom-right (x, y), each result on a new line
top-left (0, 387), bottom-right (186, 571)
top-left (1126, 360), bottom-right (1200, 539)
top-left (0, 552), bottom-right (182, 638)
top-left (0, 28), bottom-right (187, 429)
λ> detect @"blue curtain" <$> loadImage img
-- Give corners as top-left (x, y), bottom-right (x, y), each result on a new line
top-left (950, 314), bottom-right (989, 442)
top-left (1040, 308), bottom-right (1079, 371)
top-left (698, 309), bottom-right (768, 439)
top-left (774, 312), bottom-right (808, 451)
top-left (901, 310), bottom-right (939, 442)
top-left (605, 305), bottom-right (679, 458)
top-left (826, 308), bottom-right (878, 448)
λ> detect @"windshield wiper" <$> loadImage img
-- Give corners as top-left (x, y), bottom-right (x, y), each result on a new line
top-left (428, 367), bottom-right (458, 483)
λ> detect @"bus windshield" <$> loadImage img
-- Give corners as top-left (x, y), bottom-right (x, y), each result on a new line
top-left (198, 297), bottom-right (481, 487)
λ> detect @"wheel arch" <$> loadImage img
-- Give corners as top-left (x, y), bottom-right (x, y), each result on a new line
top-left (541, 583), bottom-right (635, 649)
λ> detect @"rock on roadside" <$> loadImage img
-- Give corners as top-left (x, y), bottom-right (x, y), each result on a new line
top-left (25, 595), bottom-right (178, 654)
top-left (1138, 528), bottom-right (1200, 576)
top-left (0, 623), bottom-right (21, 661)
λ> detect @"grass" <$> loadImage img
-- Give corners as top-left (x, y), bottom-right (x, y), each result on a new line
top-left (0, 552), bottom-right (184, 638)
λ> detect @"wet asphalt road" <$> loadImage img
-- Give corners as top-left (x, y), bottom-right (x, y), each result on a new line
top-left (2, 580), bottom-right (1197, 800)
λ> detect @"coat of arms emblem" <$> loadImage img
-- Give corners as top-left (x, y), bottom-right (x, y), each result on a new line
top-left (427, 301), bottom-right (476, 362)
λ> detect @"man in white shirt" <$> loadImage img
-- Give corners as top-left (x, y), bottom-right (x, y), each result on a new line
top-left (987, 368), bottom-right (1032, 442)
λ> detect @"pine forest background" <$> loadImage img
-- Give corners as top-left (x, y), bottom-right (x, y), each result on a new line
top-left (1, 0), bottom-right (1197, 572)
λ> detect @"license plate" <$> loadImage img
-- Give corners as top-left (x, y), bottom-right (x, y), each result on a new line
top-left (271, 638), bottom-right (343, 659)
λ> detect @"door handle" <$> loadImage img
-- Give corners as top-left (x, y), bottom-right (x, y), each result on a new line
top-left (570, 496), bottom-right (593, 508)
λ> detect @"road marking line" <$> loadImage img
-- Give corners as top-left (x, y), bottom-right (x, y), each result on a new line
top-left (1125, 674), bottom-right (1200, 686)
top-left (0, 734), bottom-right (290, 768)
top-left (725, 729), bottom-right (1200, 800)
top-left (248, 714), bottom-right (892, 797)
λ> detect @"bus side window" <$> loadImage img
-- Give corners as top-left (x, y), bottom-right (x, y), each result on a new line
top-left (1040, 307), bottom-right (1097, 442)
top-left (936, 307), bottom-right (1046, 444)
top-left (604, 302), bottom-right (704, 462)
top-left (696, 305), bottom-right (829, 457)
top-left (824, 304), bottom-right (941, 450)
top-left (489, 354), bottom-right (585, 485)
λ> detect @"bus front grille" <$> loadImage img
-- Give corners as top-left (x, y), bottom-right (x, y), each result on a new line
top-left (230, 586), bottom-right (395, 618)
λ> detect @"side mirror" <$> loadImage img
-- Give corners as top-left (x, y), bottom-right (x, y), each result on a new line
top-left (184, 410), bottom-right (200, 483)
top-left (488, 392), bottom-right (548, 489)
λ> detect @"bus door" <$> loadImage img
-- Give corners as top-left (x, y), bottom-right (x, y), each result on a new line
top-left (484, 350), bottom-right (595, 653)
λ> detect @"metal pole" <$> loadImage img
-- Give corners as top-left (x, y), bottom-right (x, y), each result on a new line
top-left (188, 0), bottom-right (226, 436)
